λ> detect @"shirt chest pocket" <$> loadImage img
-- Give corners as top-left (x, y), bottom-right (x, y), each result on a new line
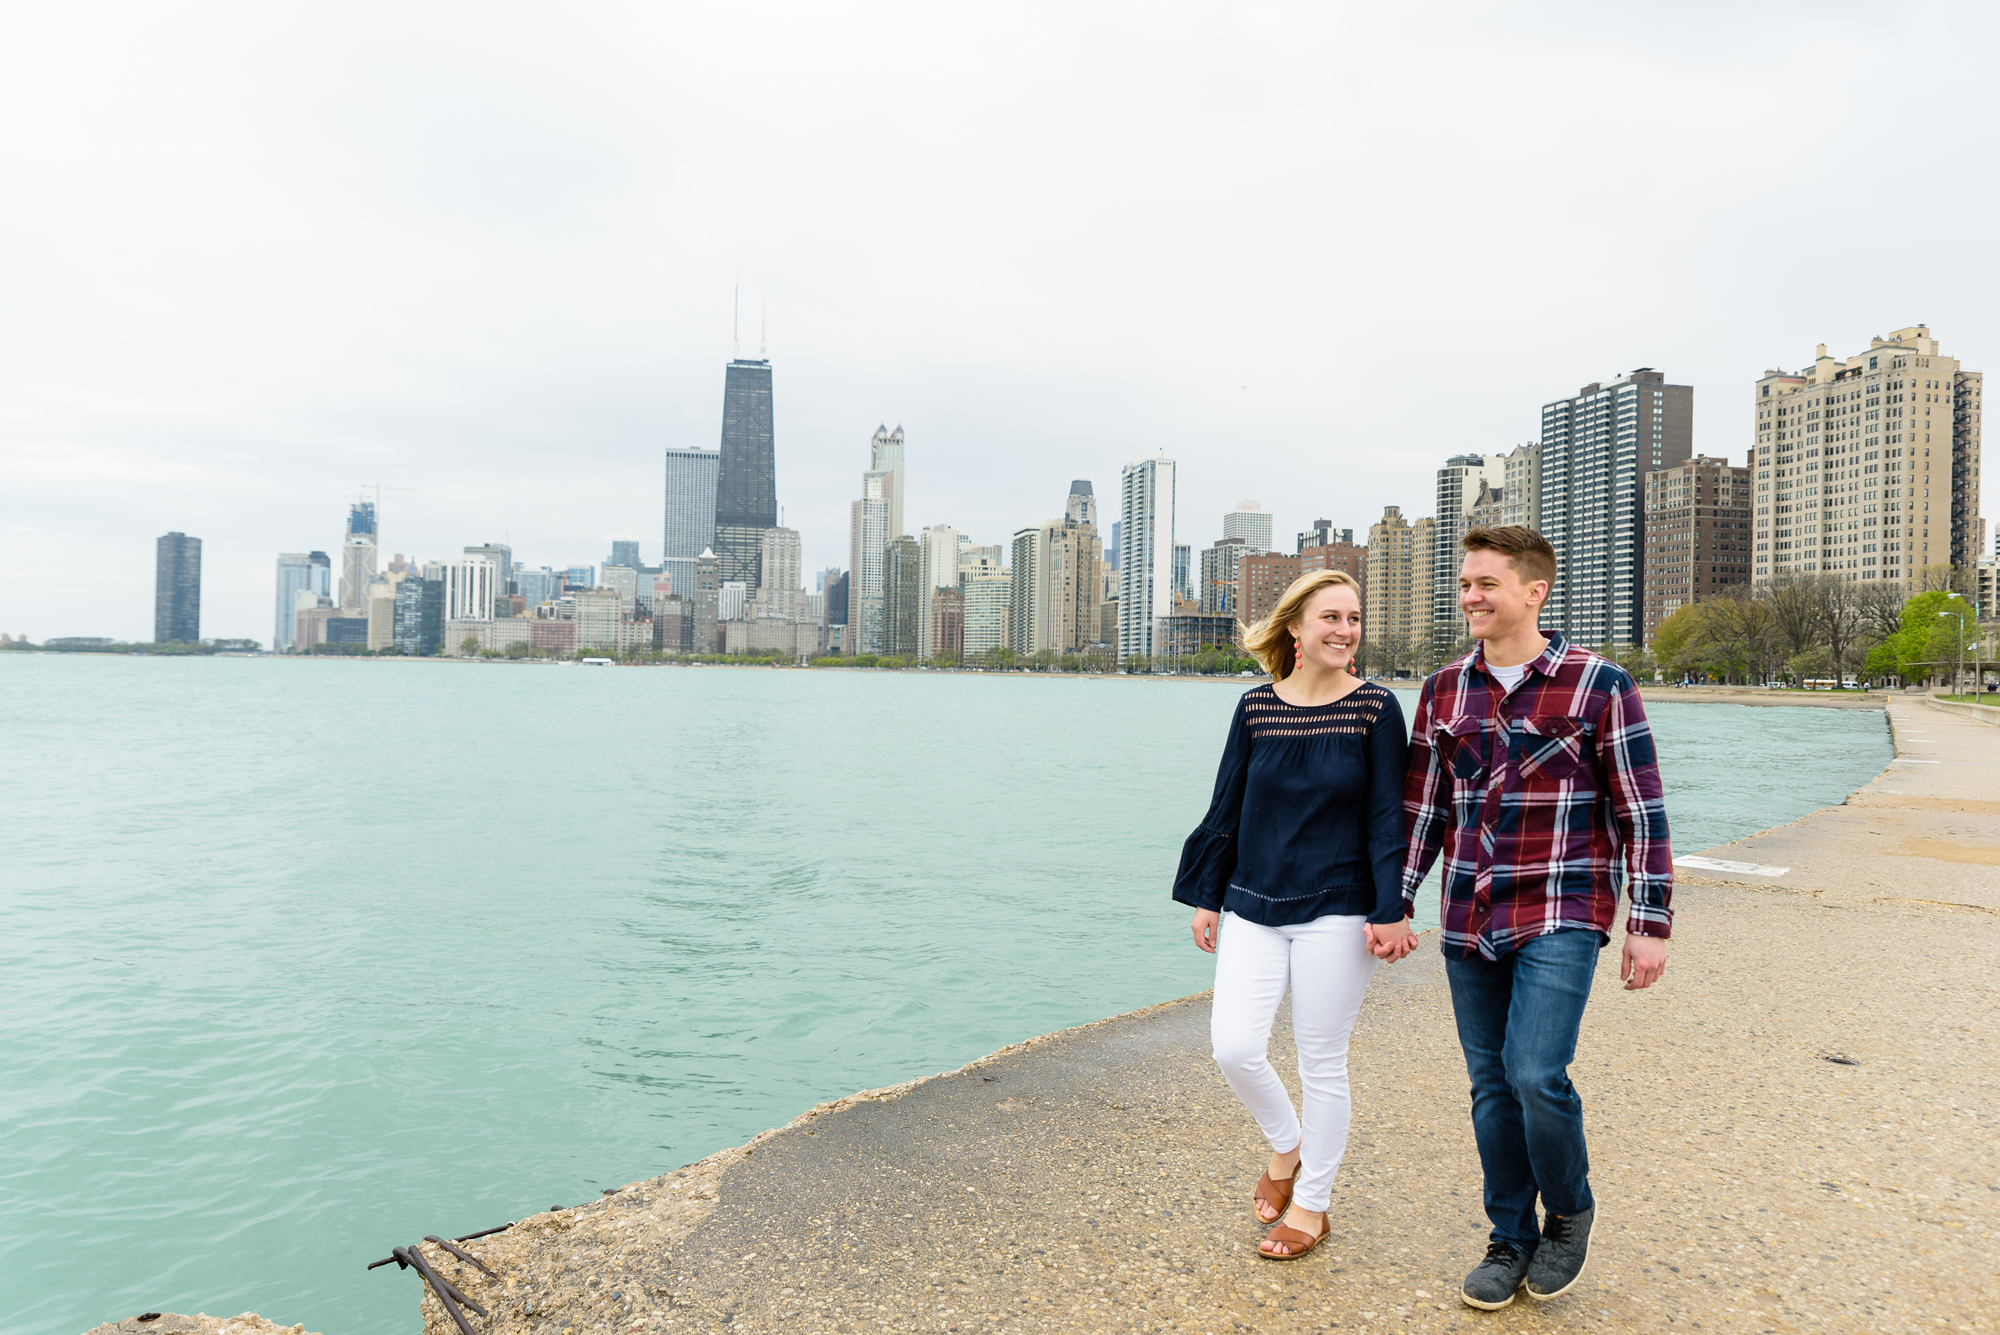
top-left (1436, 716), bottom-right (1487, 784)
top-left (1513, 716), bottom-right (1594, 782)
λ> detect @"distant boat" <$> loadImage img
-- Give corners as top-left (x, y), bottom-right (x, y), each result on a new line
top-left (579, 657), bottom-right (614, 667)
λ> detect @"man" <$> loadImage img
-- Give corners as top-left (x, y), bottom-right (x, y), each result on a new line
top-left (1396, 525), bottom-right (1671, 1310)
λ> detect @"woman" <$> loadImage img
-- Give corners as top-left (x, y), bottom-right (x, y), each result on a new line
top-left (1172, 569), bottom-right (1418, 1261)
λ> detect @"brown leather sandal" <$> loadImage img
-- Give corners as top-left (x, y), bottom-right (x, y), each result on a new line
top-left (1252, 1167), bottom-right (1295, 1224)
top-left (1258, 1214), bottom-right (1329, 1261)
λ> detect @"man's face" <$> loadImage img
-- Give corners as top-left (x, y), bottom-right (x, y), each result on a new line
top-left (1459, 549), bottom-right (1547, 641)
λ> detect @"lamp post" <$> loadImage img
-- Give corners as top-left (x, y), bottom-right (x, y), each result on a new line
top-left (1945, 590), bottom-right (1984, 705)
top-left (1939, 608), bottom-right (1966, 699)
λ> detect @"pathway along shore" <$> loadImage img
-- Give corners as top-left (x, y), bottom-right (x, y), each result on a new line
top-left (89, 698), bottom-right (1996, 1335)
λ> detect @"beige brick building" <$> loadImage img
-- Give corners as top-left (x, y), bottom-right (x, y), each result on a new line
top-left (1753, 327), bottom-right (1983, 587)
top-left (1365, 506), bottom-right (1434, 669)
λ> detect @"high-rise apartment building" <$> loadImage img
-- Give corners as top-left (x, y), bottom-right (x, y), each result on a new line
top-left (1223, 501), bottom-right (1274, 554)
top-left (961, 571), bottom-right (1011, 660)
top-left (155, 532), bottom-right (201, 644)
top-left (1540, 369), bottom-right (1693, 646)
top-left (1199, 539), bottom-right (1246, 615)
top-left (663, 446), bottom-right (720, 598)
top-left (756, 527), bottom-right (803, 619)
top-left (1173, 544), bottom-right (1192, 602)
top-left (1642, 456), bottom-right (1752, 644)
top-left (917, 524), bottom-right (965, 658)
top-left (273, 552), bottom-right (330, 653)
top-left (1365, 506), bottom-right (1433, 665)
top-left (1238, 552), bottom-right (1303, 629)
top-left (572, 589), bottom-right (627, 651)
top-left (1118, 453), bottom-right (1176, 663)
top-left (366, 574), bottom-right (400, 651)
top-left (1752, 328), bottom-right (1983, 586)
top-left (849, 470), bottom-right (893, 654)
top-left (870, 425), bottom-right (906, 541)
top-left (1066, 481), bottom-right (1097, 527)
top-left (1434, 454), bottom-right (1506, 630)
top-left (1297, 519), bottom-right (1347, 552)
top-left (883, 536), bottom-right (923, 658)
top-left (1500, 443), bottom-right (1541, 531)
top-left (1010, 518), bottom-right (1102, 656)
top-left (517, 567), bottom-right (561, 610)
top-left (714, 358), bottom-right (778, 587)
top-left (607, 540), bottom-right (641, 571)
top-left (444, 558), bottom-right (498, 623)
top-left (393, 578), bottom-right (444, 655)
top-left (823, 570), bottom-right (849, 629)
top-left (929, 586), bottom-right (964, 661)
top-left (692, 548), bottom-right (719, 652)
top-left (464, 544), bottom-right (512, 597)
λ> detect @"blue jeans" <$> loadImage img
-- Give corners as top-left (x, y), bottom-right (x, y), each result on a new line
top-left (1444, 929), bottom-right (1600, 1248)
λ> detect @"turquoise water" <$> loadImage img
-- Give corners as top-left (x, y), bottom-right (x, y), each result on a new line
top-left (0, 657), bottom-right (1889, 1334)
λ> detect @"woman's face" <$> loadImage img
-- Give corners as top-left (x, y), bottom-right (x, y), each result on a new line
top-left (1288, 584), bottom-right (1362, 674)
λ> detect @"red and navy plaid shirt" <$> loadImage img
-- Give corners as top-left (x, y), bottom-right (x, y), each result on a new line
top-left (1400, 631), bottom-right (1674, 960)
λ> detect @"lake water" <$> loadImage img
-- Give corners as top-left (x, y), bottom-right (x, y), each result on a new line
top-left (0, 657), bottom-right (1891, 1335)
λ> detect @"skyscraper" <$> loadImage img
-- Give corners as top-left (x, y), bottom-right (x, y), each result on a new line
top-left (1434, 454), bottom-right (1506, 631)
top-left (273, 552), bottom-right (327, 653)
top-left (693, 549), bottom-right (720, 653)
top-left (1751, 328), bottom-right (1982, 586)
top-left (849, 470), bottom-right (893, 654)
top-left (871, 426), bottom-right (906, 540)
top-left (1501, 443), bottom-right (1542, 532)
top-left (1066, 480), bottom-right (1097, 527)
top-left (884, 536), bottom-right (923, 658)
top-left (917, 524), bottom-right (965, 658)
top-left (1642, 456), bottom-right (1752, 644)
top-left (155, 532), bottom-right (201, 644)
top-left (393, 578), bottom-right (444, 655)
top-left (663, 446), bottom-right (720, 597)
top-left (1366, 506), bottom-right (1433, 670)
top-left (1199, 538), bottom-right (1246, 615)
top-left (1223, 501), bottom-right (1273, 554)
top-left (464, 543), bottom-right (513, 598)
top-left (608, 540), bottom-right (642, 571)
top-left (1540, 368), bottom-right (1693, 646)
top-left (1118, 452), bottom-right (1176, 663)
top-left (714, 359), bottom-right (777, 587)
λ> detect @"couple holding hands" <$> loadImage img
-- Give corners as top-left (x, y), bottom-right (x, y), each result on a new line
top-left (1174, 525), bottom-right (1672, 1311)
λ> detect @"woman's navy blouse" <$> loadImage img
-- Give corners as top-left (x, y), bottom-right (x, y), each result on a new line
top-left (1172, 681), bottom-right (1410, 926)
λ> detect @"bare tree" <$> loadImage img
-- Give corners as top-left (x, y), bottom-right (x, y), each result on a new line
top-left (1765, 574), bottom-right (1823, 660)
top-left (1854, 581), bottom-right (1906, 642)
top-left (1811, 575), bottom-right (1866, 681)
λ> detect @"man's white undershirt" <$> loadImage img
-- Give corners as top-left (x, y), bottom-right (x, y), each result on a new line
top-left (1487, 660), bottom-right (1529, 694)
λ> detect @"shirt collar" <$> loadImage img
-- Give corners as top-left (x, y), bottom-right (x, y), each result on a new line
top-left (1472, 629), bottom-right (1566, 683)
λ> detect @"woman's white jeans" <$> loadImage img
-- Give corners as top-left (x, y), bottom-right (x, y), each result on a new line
top-left (1211, 910), bottom-right (1379, 1214)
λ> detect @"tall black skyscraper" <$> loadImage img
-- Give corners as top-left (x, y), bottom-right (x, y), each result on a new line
top-left (713, 358), bottom-right (776, 587)
top-left (155, 531), bottom-right (202, 643)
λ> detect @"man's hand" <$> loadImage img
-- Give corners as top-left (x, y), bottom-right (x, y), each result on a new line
top-left (1191, 909), bottom-right (1220, 954)
top-left (1364, 919), bottom-right (1419, 963)
top-left (1622, 934), bottom-right (1667, 990)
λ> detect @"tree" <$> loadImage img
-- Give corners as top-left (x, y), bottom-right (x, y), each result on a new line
top-left (1651, 603), bottom-right (1706, 681)
top-left (459, 636), bottom-right (481, 656)
top-left (1766, 574), bottom-right (1823, 661)
top-left (1808, 575), bottom-right (1865, 682)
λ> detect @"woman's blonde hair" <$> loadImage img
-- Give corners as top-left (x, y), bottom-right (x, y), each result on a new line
top-left (1242, 570), bottom-right (1363, 680)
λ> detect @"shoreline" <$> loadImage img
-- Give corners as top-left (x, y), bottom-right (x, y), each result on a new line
top-left (81, 707), bottom-right (1985, 1335)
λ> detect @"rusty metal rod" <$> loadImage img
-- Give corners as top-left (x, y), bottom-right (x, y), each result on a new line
top-left (396, 1244), bottom-right (485, 1333)
top-left (425, 1234), bottom-right (497, 1278)
top-left (454, 1222), bottom-right (516, 1242)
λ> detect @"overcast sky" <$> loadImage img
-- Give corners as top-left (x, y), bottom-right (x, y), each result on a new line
top-left (3, 1), bottom-right (1996, 643)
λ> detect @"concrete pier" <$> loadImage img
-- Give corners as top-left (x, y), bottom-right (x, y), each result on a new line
top-left (378, 698), bottom-right (1994, 1335)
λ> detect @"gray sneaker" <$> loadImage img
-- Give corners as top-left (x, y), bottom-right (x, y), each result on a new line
top-left (1524, 1206), bottom-right (1594, 1300)
top-left (1461, 1241), bottom-right (1534, 1310)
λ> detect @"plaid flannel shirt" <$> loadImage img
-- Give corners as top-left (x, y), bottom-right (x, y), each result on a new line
top-left (1400, 631), bottom-right (1674, 960)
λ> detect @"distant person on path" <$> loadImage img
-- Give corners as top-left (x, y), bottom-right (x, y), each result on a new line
top-left (1173, 570), bottom-right (1417, 1262)
top-left (1399, 526), bottom-right (1672, 1310)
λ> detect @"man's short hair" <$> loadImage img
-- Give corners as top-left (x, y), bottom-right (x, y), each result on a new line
top-left (1462, 525), bottom-right (1557, 589)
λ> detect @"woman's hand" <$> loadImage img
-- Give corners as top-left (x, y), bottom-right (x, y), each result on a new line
top-left (1363, 918), bottom-right (1418, 962)
top-left (1191, 909), bottom-right (1220, 954)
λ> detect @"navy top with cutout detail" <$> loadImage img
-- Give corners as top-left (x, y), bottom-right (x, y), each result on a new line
top-left (1171, 681), bottom-right (1409, 926)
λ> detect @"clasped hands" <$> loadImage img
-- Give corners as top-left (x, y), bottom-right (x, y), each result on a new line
top-left (1363, 919), bottom-right (1419, 963)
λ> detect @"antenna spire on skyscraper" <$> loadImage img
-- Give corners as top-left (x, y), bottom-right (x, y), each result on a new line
top-left (733, 282), bottom-right (740, 359)
top-left (760, 301), bottom-right (767, 358)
